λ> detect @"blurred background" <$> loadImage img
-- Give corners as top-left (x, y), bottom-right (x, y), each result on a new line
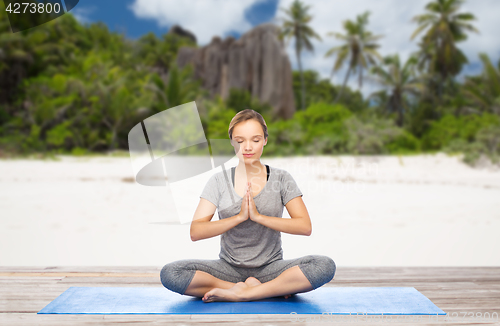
top-left (0, 0), bottom-right (499, 267)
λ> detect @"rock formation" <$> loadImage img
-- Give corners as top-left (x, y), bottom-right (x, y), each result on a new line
top-left (168, 24), bottom-right (197, 44)
top-left (176, 23), bottom-right (296, 119)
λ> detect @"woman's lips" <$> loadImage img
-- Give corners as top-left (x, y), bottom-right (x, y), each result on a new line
top-left (243, 154), bottom-right (254, 157)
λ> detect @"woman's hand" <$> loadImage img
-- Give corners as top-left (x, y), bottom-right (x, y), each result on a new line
top-left (238, 183), bottom-right (250, 222)
top-left (248, 182), bottom-right (261, 222)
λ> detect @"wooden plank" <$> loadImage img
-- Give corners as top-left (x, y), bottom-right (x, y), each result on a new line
top-left (0, 267), bottom-right (163, 274)
top-left (1, 267), bottom-right (499, 325)
top-left (0, 313), bottom-right (498, 325)
top-left (56, 277), bottom-right (161, 284)
top-left (1, 266), bottom-right (498, 275)
top-left (0, 272), bottom-right (158, 277)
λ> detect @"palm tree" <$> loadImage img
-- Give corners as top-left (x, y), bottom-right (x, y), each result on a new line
top-left (146, 63), bottom-right (203, 112)
top-left (370, 54), bottom-right (424, 127)
top-left (135, 32), bottom-right (196, 75)
top-left (325, 11), bottom-right (382, 102)
top-left (464, 53), bottom-right (500, 115)
top-left (411, 0), bottom-right (478, 81)
top-left (279, 0), bottom-right (322, 111)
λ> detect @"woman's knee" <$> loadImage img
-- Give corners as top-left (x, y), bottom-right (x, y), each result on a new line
top-left (302, 255), bottom-right (336, 286)
top-left (318, 255), bottom-right (336, 282)
top-left (160, 262), bottom-right (178, 291)
top-left (160, 261), bottom-right (195, 295)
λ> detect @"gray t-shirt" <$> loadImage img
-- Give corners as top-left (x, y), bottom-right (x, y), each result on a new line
top-left (199, 165), bottom-right (303, 268)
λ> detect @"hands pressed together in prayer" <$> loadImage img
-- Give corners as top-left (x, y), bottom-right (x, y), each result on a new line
top-left (238, 182), bottom-right (261, 222)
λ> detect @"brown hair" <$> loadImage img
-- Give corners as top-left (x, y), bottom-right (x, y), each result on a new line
top-left (228, 109), bottom-right (268, 140)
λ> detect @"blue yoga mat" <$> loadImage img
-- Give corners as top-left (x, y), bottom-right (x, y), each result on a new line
top-left (38, 287), bottom-right (445, 315)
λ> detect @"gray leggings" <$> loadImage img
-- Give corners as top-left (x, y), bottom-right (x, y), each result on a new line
top-left (160, 255), bottom-right (336, 295)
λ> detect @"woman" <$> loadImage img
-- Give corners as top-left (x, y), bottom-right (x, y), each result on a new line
top-left (160, 109), bottom-right (336, 302)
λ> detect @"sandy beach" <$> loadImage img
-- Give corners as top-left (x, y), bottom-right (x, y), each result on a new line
top-left (0, 153), bottom-right (499, 267)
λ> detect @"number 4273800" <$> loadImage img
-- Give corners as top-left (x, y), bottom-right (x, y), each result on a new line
top-left (5, 2), bottom-right (62, 14)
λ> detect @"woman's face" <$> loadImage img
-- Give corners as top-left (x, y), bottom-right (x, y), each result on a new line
top-left (231, 119), bottom-right (267, 163)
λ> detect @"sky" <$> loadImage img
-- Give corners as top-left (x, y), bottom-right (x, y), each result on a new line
top-left (69, 0), bottom-right (500, 95)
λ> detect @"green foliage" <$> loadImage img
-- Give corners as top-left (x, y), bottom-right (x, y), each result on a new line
top-left (464, 53), bottom-right (500, 114)
top-left (345, 115), bottom-right (413, 154)
top-left (46, 121), bottom-right (73, 147)
top-left (444, 125), bottom-right (500, 165)
top-left (0, 7), bottom-right (206, 156)
top-left (279, 0), bottom-right (322, 110)
top-left (324, 11), bottom-right (382, 102)
top-left (369, 54), bottom-right (424, 127)
top-left (225, 88), bottom-right (273, 121)
top-left (265, 102), bottom-right (420, 156)
top-left (0, 105), bottom-right (10, 125)
top-left (226, 88), bottom-right (252, 111)
top-left (1, 48), bottom-right (155, 153)
top-left (0, 0), bottom-right (496, 160)
top-left (411, 0), bottom-right (478, 81)
top-left (203, 98), bottom-right (237, 140)
top-left (292, 70), bottom-right (368, 114)
top-left (71, 147), bottom-right (88, 156)
top-left (294, 102), bottom-right (352, 154)
top-left (26, 124), bottom-right (45, 152)
top-left (0, 132), bottom-right (24, 156)
top-left (292, 70), bottom-right (334, 106)
top-left (134, 32), bottom-right (196, 72)
top-left (147, 63), bottom-right (203, 113)
top-left (265, 118), bottom-right (305, 156)
top-left (386, 130), bottom-right (422, 154)
top-left (296, 102), bottom-right (351, 139)
top-left (407, 100), bottom-right (436, 137)
top-left (421, 113), bottom-right (500, 150)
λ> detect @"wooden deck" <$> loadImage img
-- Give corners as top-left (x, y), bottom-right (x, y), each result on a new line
top-left (1, 266), bottom-right (499, 325)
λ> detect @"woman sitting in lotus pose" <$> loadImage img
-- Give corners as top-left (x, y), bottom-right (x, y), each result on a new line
top-left (160, 109), bottom-right (336, 302)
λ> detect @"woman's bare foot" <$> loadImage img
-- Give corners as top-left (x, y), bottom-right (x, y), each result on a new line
top-left (245, 277), bottom-right (293, 299)
top-left (202, 282), bottom-right (249, 302)
top-left (244, 277), bottom-right (261, 287)
top-left (202, 277), bottom-right (295, 302)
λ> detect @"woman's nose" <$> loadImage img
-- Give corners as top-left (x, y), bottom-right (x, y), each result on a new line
top-left (237, 141), bottom-right (249, 149)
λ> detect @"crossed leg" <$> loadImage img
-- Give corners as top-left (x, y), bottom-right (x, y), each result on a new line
top-left (202, 265), bottom-right (313, 302)
top-left (183, 270), bottom-right (236, 298)
top-left (184, 270), bottom-right (299, 300)
top-left (243, 276), bottom-right (293, 299)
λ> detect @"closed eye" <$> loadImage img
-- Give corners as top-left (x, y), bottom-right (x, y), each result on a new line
top-left (237, 141), bottom-right (260, 143)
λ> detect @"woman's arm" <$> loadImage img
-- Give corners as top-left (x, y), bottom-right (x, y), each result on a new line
top-left (254, 196), bottom-right (312, 236)
top-left (190, 198), bottom-right (245, 241)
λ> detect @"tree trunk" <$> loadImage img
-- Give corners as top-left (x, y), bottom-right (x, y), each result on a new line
top-left (109, 128), bottom-right (117, 151)
top-left (296, 48), bottom-right (305, 111)
top-left (358, 66), bottom-right (363, 88)
top-left (335, 66), bottom-right (352, 103)
top-left (395, 92), bottom-right (404, 127)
